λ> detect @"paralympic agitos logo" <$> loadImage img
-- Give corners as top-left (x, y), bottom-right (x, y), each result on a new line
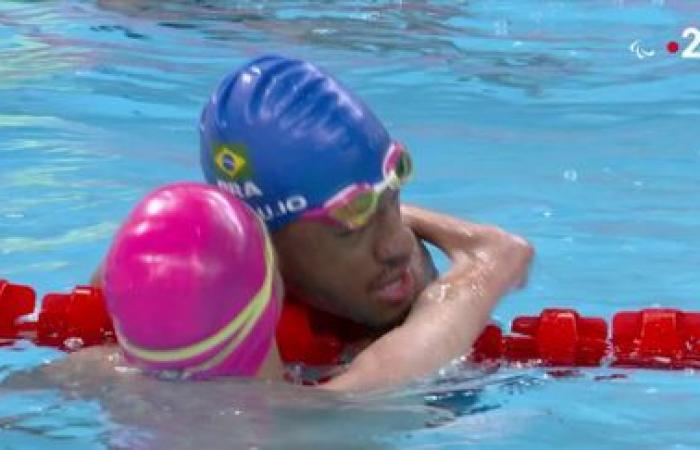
top-left (630, 26), bottom-right (700, 60)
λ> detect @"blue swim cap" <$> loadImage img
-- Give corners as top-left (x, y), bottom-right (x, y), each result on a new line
top-left (199, 55), bottom-right (391, 231)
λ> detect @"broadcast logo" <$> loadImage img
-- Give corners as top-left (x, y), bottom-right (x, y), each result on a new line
top-left (630, 27), bottom-right (700, 60)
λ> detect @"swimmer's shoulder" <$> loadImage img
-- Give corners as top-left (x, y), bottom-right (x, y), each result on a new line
top-left (3, 346), bottom-right (133, 392)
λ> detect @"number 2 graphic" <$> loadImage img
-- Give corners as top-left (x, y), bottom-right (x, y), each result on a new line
top-left (681, 27), bottom-right (700, 59)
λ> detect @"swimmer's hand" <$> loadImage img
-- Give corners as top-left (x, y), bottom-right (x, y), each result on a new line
top-left (323, 205), bottom-right (533, 392)
top-left (401, 205), bottom-right (532, 290)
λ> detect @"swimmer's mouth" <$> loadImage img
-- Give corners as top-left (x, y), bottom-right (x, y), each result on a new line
top-left (369, 265), bottom-right (415, 305)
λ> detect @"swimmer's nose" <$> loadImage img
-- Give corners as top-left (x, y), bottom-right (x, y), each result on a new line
top-left (372, 195), bottom-right (413, 269)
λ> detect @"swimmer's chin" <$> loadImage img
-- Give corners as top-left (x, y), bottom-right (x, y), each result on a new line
top-left (359, 302), bottom-right (412, 332)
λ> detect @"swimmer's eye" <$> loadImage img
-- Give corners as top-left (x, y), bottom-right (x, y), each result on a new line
top-left (335, 220), bottom-right (373, 239)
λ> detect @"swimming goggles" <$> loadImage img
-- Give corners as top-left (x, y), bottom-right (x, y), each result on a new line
top-left (302, 141), bottom-right (413, 230)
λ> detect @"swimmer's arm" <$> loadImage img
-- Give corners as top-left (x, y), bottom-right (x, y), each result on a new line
top-left (323, 206), bottom-right (533, 392)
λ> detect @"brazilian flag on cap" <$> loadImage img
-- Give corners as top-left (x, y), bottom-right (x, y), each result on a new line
top-left (213, 144), bottom-right (253, 181)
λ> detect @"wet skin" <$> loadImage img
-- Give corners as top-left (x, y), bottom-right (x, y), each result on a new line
top-left (272, 189), bottom-right (437, 330)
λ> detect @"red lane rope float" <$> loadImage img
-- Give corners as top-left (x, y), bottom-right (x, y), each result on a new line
top-left (613, 309), bottom-right (700, 369)
top-left (3, 279), bottom-right (700, 369)
top-left (275, 300), bottom-right (344, 366)
top-left (0, 280), bottom-right (115, 349)
top-left (471, 309), bottom-right (608, 366)
top-left (0, 280), bottom-right (35, 341)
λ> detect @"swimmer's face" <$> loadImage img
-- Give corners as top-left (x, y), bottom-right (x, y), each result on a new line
top-left (272, 190), bottom-right (432, 329)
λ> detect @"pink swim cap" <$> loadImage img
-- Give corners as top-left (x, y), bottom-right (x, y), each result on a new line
top-left (104, 182), bottom-right (281, 379)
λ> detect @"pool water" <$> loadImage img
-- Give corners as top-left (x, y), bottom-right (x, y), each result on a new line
top-left (2, 1), bottom-right (700, 449)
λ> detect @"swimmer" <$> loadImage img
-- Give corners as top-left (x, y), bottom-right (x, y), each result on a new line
top-left (197, 55), bottom-right (533, 391)
top-left (0, 182), bottom-right (286, 444)
top-left (92, 55), bottom-right (533, 391)
top-left (104, 182), bottom-right (284, 380)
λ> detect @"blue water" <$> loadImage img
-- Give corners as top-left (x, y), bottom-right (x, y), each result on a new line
top-left (2, 0), bottom-right (700, 448)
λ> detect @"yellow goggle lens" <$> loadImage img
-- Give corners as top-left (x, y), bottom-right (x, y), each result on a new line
top-left (329, 191), bottom-right (379, 229)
